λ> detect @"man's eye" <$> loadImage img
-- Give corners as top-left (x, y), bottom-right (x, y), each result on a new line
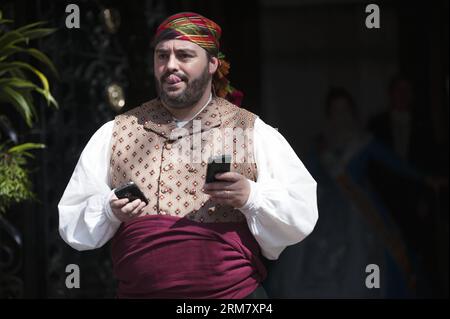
top-left (179, 54), bottom-right (191, 59)
top-left (158, 54), bottom-right (168, 59)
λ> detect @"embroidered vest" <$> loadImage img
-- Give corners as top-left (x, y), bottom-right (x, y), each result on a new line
top-left (109, 97), bottom-right (258, 223)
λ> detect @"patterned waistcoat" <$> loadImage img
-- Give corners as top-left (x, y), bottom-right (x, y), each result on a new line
top-left (109, 97), bottom-right (258, 223)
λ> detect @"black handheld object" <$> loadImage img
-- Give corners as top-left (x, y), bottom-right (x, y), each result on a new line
top-left (205, 154), bottom-right (232, 183)
top-left (114, 181), bottom-right (148, 205)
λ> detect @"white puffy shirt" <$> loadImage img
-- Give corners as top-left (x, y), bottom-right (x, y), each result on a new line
top-left (58, 116), bottom-right (318, 260)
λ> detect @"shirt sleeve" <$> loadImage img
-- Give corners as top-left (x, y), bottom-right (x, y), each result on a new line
top-left (58, 120), bottom-right (121, 251)
top-left (238, 117), bottom-right (319, 260)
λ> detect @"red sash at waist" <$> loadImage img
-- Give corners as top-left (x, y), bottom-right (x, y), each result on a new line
top-left (110, 215), bottom-right (267, 299)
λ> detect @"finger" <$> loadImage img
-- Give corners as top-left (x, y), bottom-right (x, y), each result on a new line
top-left (122, 199), bottom-right (141, 213)
top-left (213, 172), bottom-right (242, 182)
top-left (110, 197), bottom-right (129, 208)
top-left (203, 181), bottom-right (234, 191)
top-left (131, 201), bottom-right (146, 215)
top-left (207, 190), bottom-right (235, 199)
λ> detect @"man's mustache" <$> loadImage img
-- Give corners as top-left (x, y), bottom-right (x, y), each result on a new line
top-left (160, 72), bottom-right (188, 83)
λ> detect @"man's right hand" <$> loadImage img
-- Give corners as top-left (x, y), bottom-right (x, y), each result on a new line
top-left (110, 193), bottom-right (147, 222)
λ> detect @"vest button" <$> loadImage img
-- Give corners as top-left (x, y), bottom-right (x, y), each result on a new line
top-left (189, 189), bottom-right (196, 195)
top-left (161, 187), bottom-right (171, 194)
top-left (188, 167), bottom-right (196, 173)
top-left (163, 165), bottom-right (171, 171)
top-left (164, 143), bottom-right (172, 150)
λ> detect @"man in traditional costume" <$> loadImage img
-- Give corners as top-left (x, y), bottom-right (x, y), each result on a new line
top-left (58, 12), bottom-right (318, 299)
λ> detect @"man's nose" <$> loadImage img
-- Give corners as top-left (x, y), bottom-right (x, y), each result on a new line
top-left (166, 54), bottom-right (179, 72)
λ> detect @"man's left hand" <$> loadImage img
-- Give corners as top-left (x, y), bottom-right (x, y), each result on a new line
top-left (202, 172), bottom-right (250, 208)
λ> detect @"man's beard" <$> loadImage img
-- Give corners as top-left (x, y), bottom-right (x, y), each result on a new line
top-left (156, 65), bottom-right (211, 109)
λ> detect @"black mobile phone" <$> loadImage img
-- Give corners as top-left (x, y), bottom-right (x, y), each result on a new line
top-left (205, 154), bottom-right (232, 183)
top-left (114, 181), bottom-right (148, 205)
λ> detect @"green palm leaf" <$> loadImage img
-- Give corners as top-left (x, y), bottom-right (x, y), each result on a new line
top-left (13, 21), bottom-right (48, 33)
top-left (0, 85), bottom-right (34, 126)
top-left (0, 31), bottom-right (27, 52)
top-left (20, 48), bottom-right (59, 77)
top-left (8, 142), bottom-right (45, 157)
top-left (20, 28), bottom-right (56, 43)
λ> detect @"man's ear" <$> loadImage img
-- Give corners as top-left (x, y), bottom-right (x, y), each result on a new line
top-left (209, 56), bottom-right (219, 74)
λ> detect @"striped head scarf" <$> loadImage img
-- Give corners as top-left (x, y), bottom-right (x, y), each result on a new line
top-left (153, 12), bottom-right (243, 106)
